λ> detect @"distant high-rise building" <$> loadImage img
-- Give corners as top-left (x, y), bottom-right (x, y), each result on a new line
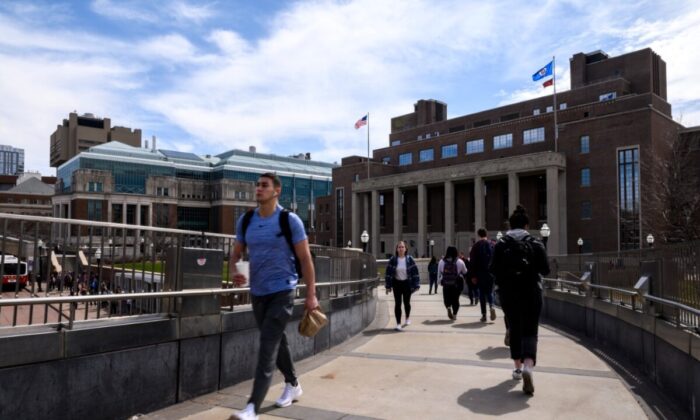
top-left (50, 112), bottom-right (142, 168)
top-left (0, 145), bottom-right (24, 175)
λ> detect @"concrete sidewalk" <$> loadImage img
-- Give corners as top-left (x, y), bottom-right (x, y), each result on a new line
top-left (144, 291), bottom-right (650, 419)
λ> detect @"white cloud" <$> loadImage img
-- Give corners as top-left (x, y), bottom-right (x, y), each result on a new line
top-left (169, 1), bottom-right (214, 25)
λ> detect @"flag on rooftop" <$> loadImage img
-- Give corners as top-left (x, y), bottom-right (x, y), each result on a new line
top-left (354, 114), bottom-right (367, 129)
top-left (543, 78), bottom-right (554, 88)
top-left (532, 60), bottom-right (553, 81)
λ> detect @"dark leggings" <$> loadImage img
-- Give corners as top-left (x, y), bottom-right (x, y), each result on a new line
top-left (442, 284), bottom-right (461, 315)
top-left (392, 280), bottom-right (412, 324)
top-left (429, 274), bottom-right (438, 294)
top-left (501, 287), bottom-right (543, 365)
top-left (477, 278), bottom-right (494, 316)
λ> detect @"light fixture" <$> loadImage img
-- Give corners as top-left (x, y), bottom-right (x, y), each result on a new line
top-left (496, 231), bottom-right (503, 241)
top-left (577, 237), bottom-right (583, 247)
top-left (646, 233), bottom-right (654, 247)
top-left (539, 223), bottom-right (550, 239)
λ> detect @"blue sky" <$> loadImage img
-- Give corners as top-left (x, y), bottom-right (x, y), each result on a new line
top-left (1, 0), bottom-right (699, 175)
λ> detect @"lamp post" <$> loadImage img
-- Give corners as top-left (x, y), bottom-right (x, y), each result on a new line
top-left (95, 248), bottom-right (102, 284)
top-left (540, 223), bottom-right (550, 250)
top-left (360, 230), bottom-right (369, 253)
top-left (37, 239), bottom-right (44, 293)
top-left (646, 233), bottom-right (654, 248)
top-left (429, 239), bottom-right (435, 258)
top-left (577, 237), bottom-right (583, 272)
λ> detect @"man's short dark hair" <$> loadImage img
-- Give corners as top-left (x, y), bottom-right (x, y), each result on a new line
top-left (259, 172), bottom-right (281, 188)
top-left (477, 228), bottom-right (487, 238)
top-left (509, 205), bottom-right (530, 229)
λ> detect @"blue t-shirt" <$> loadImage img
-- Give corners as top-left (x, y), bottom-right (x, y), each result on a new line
top-left (235, 205), bottom-right (307, 296)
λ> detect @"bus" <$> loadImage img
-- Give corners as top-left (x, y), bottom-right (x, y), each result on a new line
top-left (1, 255), bottom-right (29, 289)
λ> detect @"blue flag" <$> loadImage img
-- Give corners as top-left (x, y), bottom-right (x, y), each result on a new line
top-left (532, 61), bottom-right (553, 81)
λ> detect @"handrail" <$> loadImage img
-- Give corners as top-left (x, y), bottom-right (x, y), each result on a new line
top-left (588, 283), bottom-right (637, 296)
top-left (643, 294), bottom-right (700, 317)
top-left (542, 277), bottom-right (583, 286)
top-left (0, 278), bottom-right (378, 307)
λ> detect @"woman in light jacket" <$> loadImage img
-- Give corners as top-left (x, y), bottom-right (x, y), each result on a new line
top-left (385, 241), bottom-right (420, 331)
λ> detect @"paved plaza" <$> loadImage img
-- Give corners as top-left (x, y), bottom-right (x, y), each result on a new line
top-left (144, 291), bottom-right (657, 420)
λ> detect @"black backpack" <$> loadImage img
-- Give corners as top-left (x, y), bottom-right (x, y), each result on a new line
top-left (240, 209), bottom-right (303, 279)
top-left (441, 259), bottom-right (462, 286)
top-left (499, 235), bottom-right (535, 280)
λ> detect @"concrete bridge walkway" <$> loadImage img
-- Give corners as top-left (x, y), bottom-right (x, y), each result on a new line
top-left (144, 292), bottom-right (652, 419)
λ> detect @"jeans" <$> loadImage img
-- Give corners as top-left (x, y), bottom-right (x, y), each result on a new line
top-left (428, 274), bottom-right (438, 294)
top-left (500, 286), bottom-right (543, 364)
top-left (476, 277), bottom-right (494, 316)
top-left (249, 289), bottom-right (297, 412)
top-left (392, 280), bottom-right (412, 324)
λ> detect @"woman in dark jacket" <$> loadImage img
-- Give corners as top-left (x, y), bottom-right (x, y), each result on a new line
top-left (427, 256), bottom-right (438, 294)
top-left (385, 241), bottom-right (420, 331)
top-left (490, 205), bottom-right (549, 396)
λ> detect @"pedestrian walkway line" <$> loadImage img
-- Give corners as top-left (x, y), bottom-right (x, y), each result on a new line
top-left (343, 351), bottom-right (618, 380)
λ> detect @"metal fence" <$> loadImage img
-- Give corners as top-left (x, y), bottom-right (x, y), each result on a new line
top-left (0, 212), bottom-right (378, 329)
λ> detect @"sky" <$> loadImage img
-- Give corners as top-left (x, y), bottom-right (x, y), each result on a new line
top-left (1, 0), bottom-right (699, 176)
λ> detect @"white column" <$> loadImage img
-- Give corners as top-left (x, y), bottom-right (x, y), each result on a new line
top-left (351, 192), bottom-right (359, 248)
top-left (444, 181), bottom-right (454, 248)
top-left (417, 183), bottom-right (427, 257)
top-left (546, 167), bottom-right (561, 255)
top-left (393, 186), bottom-right (401, 248)
top-left (371, 190), bottom-right (379, 257)
top-left (474, 176), bottom-right (485, 234)
top-left (508, 172), bottom-right (520, 214)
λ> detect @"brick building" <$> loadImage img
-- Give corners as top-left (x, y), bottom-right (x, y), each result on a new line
top-left (321, 48), bottom-right (687, 256)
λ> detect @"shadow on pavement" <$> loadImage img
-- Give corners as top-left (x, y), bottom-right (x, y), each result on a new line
top-left (458, 380), bottom-right (530, 415)
top-left (452, 321), bottom-right (488, 329)
top-left (422, 319), bottom-right (453, 325)
top-left (476, 346), bottom-right (511, 361)
top-left (362, 328), bottom-right (402, 336)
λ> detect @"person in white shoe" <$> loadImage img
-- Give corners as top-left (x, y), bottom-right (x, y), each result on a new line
top-left (490, 205), bottom-right (549, 396)
top-left (229, 173), bottom-right (318, 419)
top-left (385, 241), bottom-right (420, 330)
top-left (439, 246), bottom-right (467, 321)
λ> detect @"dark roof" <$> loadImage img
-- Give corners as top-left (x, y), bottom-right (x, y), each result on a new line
top-left (4, 177), bottom-right (54, 195)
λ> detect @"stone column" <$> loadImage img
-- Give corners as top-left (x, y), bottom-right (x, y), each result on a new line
top-left (122, 203), bottom-right (127, 224)
top-left (417, 183), bottom-right (427, 257)
top-left (546, 167), bottom-right (561, 255)
top-left (371, 190), bottom-right (379, 257)
top-left (444, 181), bottom-right (454, 248)
top-left (363, 193), bottom-right (369, 250)
top-left (508, 172), bottom-right (520, 214)
top-left (474, 176), bottom-right (485, 234)
top-left (351, 192), bottom-right (359, 248)
top-left (393, 186), bottom-right (401, 248)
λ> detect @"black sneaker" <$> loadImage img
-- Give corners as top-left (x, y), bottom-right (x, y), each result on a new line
top-left (522, 367), bottom-right (534, 395)
top-left (480, 315), bottom-right (487, 322)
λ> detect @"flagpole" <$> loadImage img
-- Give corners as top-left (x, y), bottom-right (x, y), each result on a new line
top-left (367, 112), bottom-right (370, 180)
top-left (552, 55), bottom-right (559, 153)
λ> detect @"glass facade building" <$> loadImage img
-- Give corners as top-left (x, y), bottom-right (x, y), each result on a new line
top-left (0, 145), bottom-right (24, 175)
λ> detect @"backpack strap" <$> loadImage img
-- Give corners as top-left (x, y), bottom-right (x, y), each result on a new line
top-left (279, 209), bottom-right (295, 253)
top-left (240, 209), bottom-right (255, 243)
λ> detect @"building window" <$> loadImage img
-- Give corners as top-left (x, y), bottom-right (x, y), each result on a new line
top-left (86, 181), bottom-right (103, 192)
top-left (600, 92), bottom-right (617, 101)
top-left (419, 148), bottom-right (434, 162)
top-left (618, 147), bottom-right (640, 250)
top-left (391, 140), bottom-right (401, 146)
top-left (335, 188), bottom-right (344, 247)
top-left (559, 103), bottom-right (567, 110)
top-left (382, 156), bottom-right (391, 164)
top-left (581, 201), bottom-right (592, 219)
top-left (580, 136), bottom-right (590, 154)
top-left (156, 187), bottom-right (169, 196)
top-left (353, 174), bottom-right (360, 182)
top-left (425, 133), bottom-right (432, 139)
top-left (379, 193), bottom-right (385, 227)
top-left (466, 139), bottom-right (484, 154)
top-left (399, 152), bottom-right (413, 165)
top-left (523, 127), bottom-right (545, 145)
top-left (581, 168), bottom-right (591, 187)
top-left (493, 133), bottom-right (513, 149)
top-left (546, 105), bottom-right (553, 113)
top-left (441, 144), bottom-right (458, 158)
top-left (533, 109), bottom-right (540, 116)
top-left (87, 200), bottom-right (102, 221)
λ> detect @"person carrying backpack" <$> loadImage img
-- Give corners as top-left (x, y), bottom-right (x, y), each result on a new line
top-left (427, 256), bottom-right (438, 295)
top-left (439, 246), bottom-right (467, 320)
top-left (490, 205), bottom-right (549, 396)
top-left (229, 172), bottom-right (318, 420)
top-left (470, 228), bottom-right (496, 322)
top-left (385, 241), bottom-right (420, 331)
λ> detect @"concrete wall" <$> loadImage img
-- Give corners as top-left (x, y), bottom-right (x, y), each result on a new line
top-left (542, 289), bottom-right (700, 420)
top-left (0, 285), bottom-right (377, 420)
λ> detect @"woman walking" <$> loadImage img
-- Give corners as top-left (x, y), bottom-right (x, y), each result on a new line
top-left (427, 256), bottom-right (439, 294)
top-left (439, 246), bottom-right (468, 320)
top-left (385, 241), bottom-right (420, 331)
top-left (490, 205), bottom-right (549, 396)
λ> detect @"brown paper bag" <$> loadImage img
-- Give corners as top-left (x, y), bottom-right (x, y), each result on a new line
top-left (298, 307), bottom-right (328, 337)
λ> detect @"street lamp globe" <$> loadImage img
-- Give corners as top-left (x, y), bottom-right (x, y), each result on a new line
top-left (646, 233), bottom-right (655, 247)
top-left (540, 223), bottom-right (550, 239)
top-left (360, 230), bottom-right (369, 244)
top-left (347, 240), bottom-right (352, 248)
top-left (95, 248), bottom-right (102, 260)
top-left (496, 231), bottom-right (503, 241)
top-left (577, 237), bottom-right (583, 247)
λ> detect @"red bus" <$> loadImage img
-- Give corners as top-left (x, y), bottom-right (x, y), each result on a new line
top-left (1, 255), bottom-right (29, 289)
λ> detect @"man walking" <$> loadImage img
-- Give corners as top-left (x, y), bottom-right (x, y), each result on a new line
top-left (470, 228), bottom-right (496, 322)
top-left (229, 173), bottom-right (318, 420)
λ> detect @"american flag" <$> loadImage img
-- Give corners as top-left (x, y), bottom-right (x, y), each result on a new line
top-left (354, 114), bottom-right (367, 129)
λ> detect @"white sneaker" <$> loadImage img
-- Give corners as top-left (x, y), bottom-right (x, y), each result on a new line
top-left (404, 319), bottom-right (411, 326)
top-left (275, 382), bottom-right (303, 408)
top-left (394, 324), bottom-right (402, 331)
top-left (230, 403), bottom-right (258, 420)
top-left (512, 368), bottom-right (522, 380)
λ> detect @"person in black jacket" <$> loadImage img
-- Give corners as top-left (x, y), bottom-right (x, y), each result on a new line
top-left (385, 241), bottom-right (420, 331)
top-left (470, 228), bottom-right (496, 322)
top-left (427, 256), bottom-right (438, 294)
top-left (490, 205), bottom-right (549, 396)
